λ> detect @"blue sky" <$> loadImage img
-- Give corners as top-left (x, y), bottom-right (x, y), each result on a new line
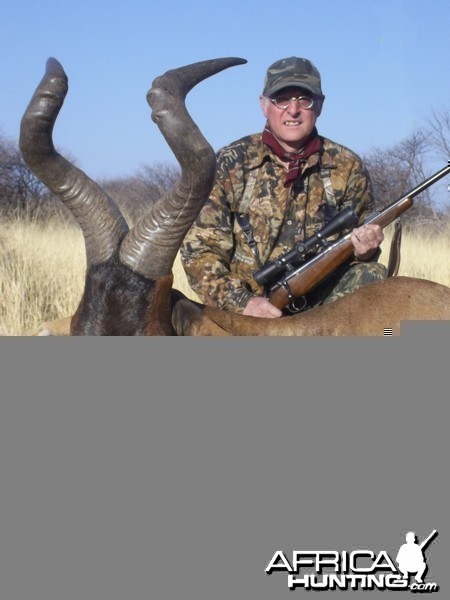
top-left (1, 0), bottom-right (449, 201)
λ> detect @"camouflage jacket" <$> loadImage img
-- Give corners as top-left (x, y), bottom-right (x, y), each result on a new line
top-left (181, 133), bottom-right (376, 311)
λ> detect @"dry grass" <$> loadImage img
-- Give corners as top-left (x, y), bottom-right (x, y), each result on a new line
top-left (380, 223), bottom-right (450, 284)
top-left (0, 218), bottom-right (449, 336)
top-left (0, 218), bottom-right (86, 336)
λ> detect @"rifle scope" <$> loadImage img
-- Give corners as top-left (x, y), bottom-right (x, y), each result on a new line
top-left (253, 206), bottom-right (359, 286)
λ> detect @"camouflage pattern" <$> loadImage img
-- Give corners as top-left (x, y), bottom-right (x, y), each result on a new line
top-left (263, 57), bottom-right (323, 98)
top-left (307, 262), bottom-right (387, 308)
top-left (181, 133), bottom-right (386, 312)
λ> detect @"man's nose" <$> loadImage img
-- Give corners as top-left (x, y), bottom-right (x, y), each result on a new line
top-left (287, 100), bottom-right (301, 115)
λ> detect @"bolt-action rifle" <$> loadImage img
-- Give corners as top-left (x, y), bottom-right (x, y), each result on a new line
top-left (253, 162), bottom-right (450, 311)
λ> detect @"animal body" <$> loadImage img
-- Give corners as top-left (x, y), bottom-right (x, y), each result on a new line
top-left (20, 58), bottom-right (450, 336)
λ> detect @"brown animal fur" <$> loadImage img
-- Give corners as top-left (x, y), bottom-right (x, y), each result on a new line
top-left (36, 277), bottom-right (450, 337)
top-left (175, 277), bottom-right (450, 336)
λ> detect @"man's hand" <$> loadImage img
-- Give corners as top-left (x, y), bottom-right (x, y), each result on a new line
top-left (243, 296), bottom-right (282, 318)
top-left (351, 223), bottom-right (384, 260)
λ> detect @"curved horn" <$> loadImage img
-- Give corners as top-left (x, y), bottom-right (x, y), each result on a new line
top-left (20, 58), bottom-right (128, 266)
top-left (119, 57), bottom-right (247, 278)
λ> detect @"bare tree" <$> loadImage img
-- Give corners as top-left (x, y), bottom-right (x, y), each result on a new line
top-left (0, 133), bottom-right (45, 213)
top-left (100, 163), bottom-right (180, 225)
top-left (363, 129), bottom-right (445, 228)
top-left (137, 162), bottom-right (180, 193)
top-left (427, 107), bottom-right (450, 160)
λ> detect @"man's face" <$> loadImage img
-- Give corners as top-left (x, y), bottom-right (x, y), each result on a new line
top-left (260, 86), bottom-right (323, 152)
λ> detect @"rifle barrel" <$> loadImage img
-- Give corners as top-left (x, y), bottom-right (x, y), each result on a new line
top-left (384, 162), bottom-right (450, 212)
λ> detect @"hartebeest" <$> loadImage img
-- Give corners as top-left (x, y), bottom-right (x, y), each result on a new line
top-left (20, 58), bottom-right (450, 336)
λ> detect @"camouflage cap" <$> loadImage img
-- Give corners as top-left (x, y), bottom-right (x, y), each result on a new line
top-left (262, 57), bottom-right (323, 97)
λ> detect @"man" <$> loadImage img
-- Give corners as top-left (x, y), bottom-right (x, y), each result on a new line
top-left (181, 57), bottom-right (386, 318)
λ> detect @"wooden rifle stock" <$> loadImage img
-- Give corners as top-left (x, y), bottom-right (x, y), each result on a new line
top-left (268, 162), bottom-right (450, 310)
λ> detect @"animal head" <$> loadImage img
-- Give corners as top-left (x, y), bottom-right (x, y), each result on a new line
top-left (20, 57), bottom-right (246, 335)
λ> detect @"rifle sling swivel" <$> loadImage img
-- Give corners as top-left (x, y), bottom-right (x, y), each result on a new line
top-left (278, 280), bottom-right (308, 313)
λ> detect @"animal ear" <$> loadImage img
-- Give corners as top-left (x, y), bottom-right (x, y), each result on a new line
top-left (119, 57), bottom-right (247, 279)
top-left (171, 300), bottom-right (231, 336)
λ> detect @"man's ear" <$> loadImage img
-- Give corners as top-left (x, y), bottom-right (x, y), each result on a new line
top-left (260, 96), bottom-right (269, 118)
top-left (316, 96), bottom-right (325, 117)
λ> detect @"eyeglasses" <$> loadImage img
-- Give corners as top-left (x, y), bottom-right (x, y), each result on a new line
top-left (269, 95), bottom-right (318, 110)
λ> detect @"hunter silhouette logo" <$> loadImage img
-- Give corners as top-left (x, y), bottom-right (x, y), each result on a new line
top-left (396, 530), bottom-right (437, 584)
top-left (265, 529), bottom-right (439, 592)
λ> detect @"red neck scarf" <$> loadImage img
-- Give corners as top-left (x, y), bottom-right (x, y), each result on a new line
top-left (262, 126), bottom-right (322, 187)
